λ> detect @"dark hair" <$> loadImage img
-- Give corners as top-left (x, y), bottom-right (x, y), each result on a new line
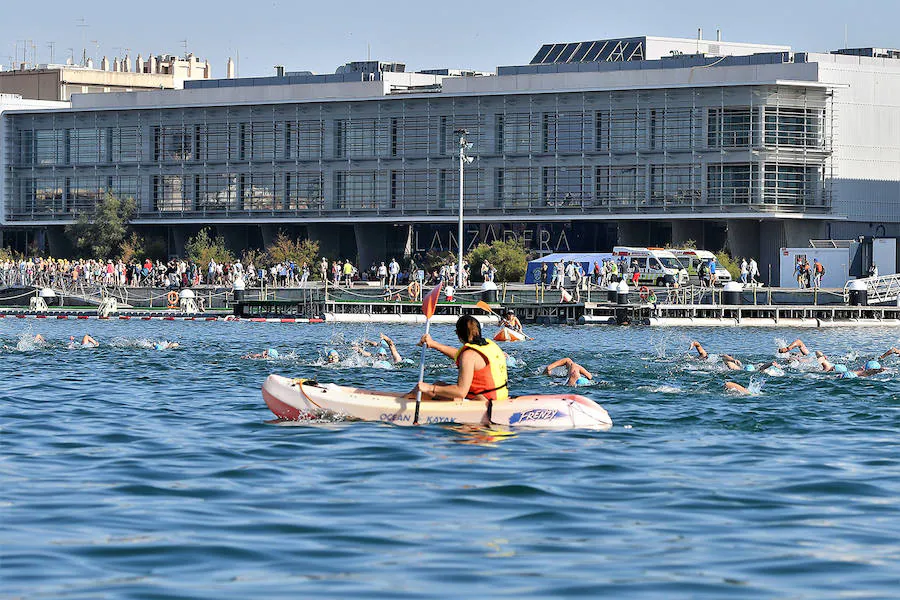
top-left (456, 315), bottom-right (487, 346)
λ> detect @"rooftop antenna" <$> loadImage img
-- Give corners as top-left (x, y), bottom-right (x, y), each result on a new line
top-left (367, 42), bottom-right (370, 61)
top-left (47, 42), bottom-right (55, 64)
top-left (180, 39), bottom-right (188, 56)
top-left (90, 40), bottom-right (101, 64)
top-left (66, 47), bottom-right (74, 64)
top-left (76, 17), bottom-right (88, 65)
top-left (844, 24), bottom-right (848, 48)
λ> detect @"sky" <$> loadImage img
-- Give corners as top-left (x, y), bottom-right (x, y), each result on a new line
top-left (2, 0), bottom-right (898, 78)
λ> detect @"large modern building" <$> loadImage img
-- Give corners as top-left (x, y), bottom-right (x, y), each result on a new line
top-left (1, 34), bottom-right (898, 280)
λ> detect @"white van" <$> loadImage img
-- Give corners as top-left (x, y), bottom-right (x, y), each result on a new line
top-left (612, 246), bottom-right (689, 286)
top-left (670, 249), bottom-right (733, 285)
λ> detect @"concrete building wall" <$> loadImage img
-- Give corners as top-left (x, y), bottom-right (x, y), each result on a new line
top-left (818, 53), bottom-right (900, 224)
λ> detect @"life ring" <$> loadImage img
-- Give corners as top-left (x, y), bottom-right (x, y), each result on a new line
top-left (166, 291), bottom-right (179, 309)
top-left (407, 281), bottom-right (421, 300)
top-left (639, 286), bottom-right (650, 301)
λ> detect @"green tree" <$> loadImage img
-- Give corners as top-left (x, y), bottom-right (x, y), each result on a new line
top-left (715, 250), bottom-right (741, 280)
top-left (466, 238), bottom-right (529, 283)
top-left (266, 233), bottom-right (320, 276)
top-left (185, 228), bottom-right (235, 267)
top-left (64, 192), bottom-right (136, 259)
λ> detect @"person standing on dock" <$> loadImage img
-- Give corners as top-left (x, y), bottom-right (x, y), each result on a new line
top-left (343, 260), bottom-right (355, 287)
top-left (749, 258), bottom-right (760, 285)
top-left (320, 258), bottom-right (329, 282)
top-left (389, 259), bottom-right (400, 287)
top-left (378, 262), bottom-right (388, 286)
top-left (813, 259), bottom-right (825, 289)
top-left (740, 258), bottom-right (749, 284)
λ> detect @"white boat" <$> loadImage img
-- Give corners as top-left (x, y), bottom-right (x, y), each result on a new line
top-left (262, 374), bottom-right (612, 429)
top-left (493, 327), bottom-right (527, 342)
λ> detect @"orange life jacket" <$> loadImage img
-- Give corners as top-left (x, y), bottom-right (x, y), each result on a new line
top-left (455, 339), bottom-right (509, 402)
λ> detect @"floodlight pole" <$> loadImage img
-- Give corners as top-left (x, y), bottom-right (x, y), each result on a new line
top-left (455, 128), bottom-right (469, 290)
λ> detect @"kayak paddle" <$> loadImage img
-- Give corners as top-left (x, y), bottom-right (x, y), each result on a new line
top-left (414, 282), bottom-right (443, 424)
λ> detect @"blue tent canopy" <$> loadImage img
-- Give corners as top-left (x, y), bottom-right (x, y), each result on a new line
top-left (525, 253), bottom-right (614, 284)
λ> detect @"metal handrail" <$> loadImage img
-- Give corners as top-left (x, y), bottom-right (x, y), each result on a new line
top-left (844, 274), bottom-right (900, 304)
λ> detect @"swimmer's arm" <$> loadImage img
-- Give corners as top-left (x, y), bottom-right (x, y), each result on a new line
top-left (879, 347), bottom-right (900, 360)
top-left (545, 357), bottom-right (572, 375)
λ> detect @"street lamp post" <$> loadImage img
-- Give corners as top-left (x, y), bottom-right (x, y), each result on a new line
top-left (454, 128), bottom-right (473, 289)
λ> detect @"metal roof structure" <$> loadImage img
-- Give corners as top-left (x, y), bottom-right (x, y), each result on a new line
top-left (530, 37), bottom-right (646, 65)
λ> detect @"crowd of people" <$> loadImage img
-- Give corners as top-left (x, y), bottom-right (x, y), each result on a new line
top-left (0, 254), bottom-right (492, 291)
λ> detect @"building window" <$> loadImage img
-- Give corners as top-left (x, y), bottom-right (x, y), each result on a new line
top-left (20, 177), bottom-right (65, 215)
top-left (438, 167), bottom-right (482, 210)
top-left (66, 176), bottom-right (105, 213)
top-left (67, 128), bottom-right (107, 164)
top-left (543, 166), bottom-right (589, 207)
top-left (240, 173), bottom-right (277, 210)
top-left (334, 118), bottom-right (385, 159)
top-left (390, 169), bottom-right (430, 211)
top-left (390, 116), bottom-right (430, 158)
top-left (496, 167), bottom-right (536, 209)
top-left (610, 110), bottom-right (644, 153)
top-left (498, 113), bottom-right (536, 154)
top-left (196, 123), bottom-right (232, 162)
top-left (649, 108), bottom-right (698, 151)
top-left (34, 130), bottom-right (64, 165)
top-left (244, 122), bottom-right (276, 161)
top-left (542, 112), bottom-right (587, 153)
top-left (707, 164), bottom-right (759, 204)
top-left (708, 108), bottom-right (757, 148)
top-left (650, 165), bottom-right (700, 206)
top-left (153, 126), bottom-right (193, 162)
top-left (763, 164), bottom-right (821, 205)
top-left (194, 174), bottom-right (236, 211)
top-left (764, 107), bottom-right (823, 148)
top-left (595, 167), bottom-right (646, 207)
top-left (333, 171), bottom-right (380, 209)
top-left (109, 176), bottom-right (141, 207)
top-left (285, 172), bottom-right (324, 210)
top-left (111, 127), bottom-right (142, 163)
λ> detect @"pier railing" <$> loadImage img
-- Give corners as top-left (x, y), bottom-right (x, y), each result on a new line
top-left (843, 274), bottom-right (900, 305)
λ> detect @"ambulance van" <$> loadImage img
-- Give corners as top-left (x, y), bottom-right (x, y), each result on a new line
top-left (612, 247), bottom-right (689, 287)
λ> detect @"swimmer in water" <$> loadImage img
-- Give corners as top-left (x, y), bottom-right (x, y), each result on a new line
top-left (852, 360), bottom-right (886, 378)
top-left (33, 334), bottom-right (46, 344)
top-left (544, 357), bottom-right (593, 386)
top-left (721, 354), bottom-right (746, 371)
top-left (690, 341), bottom-right (709, 359)
top-left (242, 348), bottom-right (277, 359)
top-left (724, 381), bottom-right (751, 395)
top-left (69, 334), bottom-right (99, 348)
top-left (778, 338), bottom-right (811, 357)
top-left (878, 347), bottom-right (900, 360)
top-left (154, 341), bottom-right (180, 350)
top-left (326, 349), bottom-right (340, 364)
top-left (814, 351), bottom-right (834, 372)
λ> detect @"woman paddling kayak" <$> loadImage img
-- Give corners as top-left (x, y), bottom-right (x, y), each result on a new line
top-left (409, 315), bottom-right (509, 402)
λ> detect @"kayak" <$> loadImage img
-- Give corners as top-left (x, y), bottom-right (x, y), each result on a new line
top-left (262, 374), bottom-right (612, 429)
top-left (494, 327), bottom-right (526, 342)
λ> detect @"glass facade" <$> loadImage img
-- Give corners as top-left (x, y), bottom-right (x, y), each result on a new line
top-left (3, 85), bottom-right (832, 221)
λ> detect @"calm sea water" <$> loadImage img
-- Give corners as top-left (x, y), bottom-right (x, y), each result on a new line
top-left (2, 319), bottom-right (899, 599)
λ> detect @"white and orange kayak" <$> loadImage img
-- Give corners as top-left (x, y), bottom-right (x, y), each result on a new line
top-left (262, 374), bottom-right (612, 429)
top-left (493, 327), bottom-right (527, 342)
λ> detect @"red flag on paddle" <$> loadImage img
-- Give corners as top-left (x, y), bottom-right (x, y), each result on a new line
top-left (421, 282), bottom-right (443, 319)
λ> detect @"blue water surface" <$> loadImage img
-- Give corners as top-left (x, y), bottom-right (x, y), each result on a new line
top-left (2, 319), bottom-right (899, 598)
